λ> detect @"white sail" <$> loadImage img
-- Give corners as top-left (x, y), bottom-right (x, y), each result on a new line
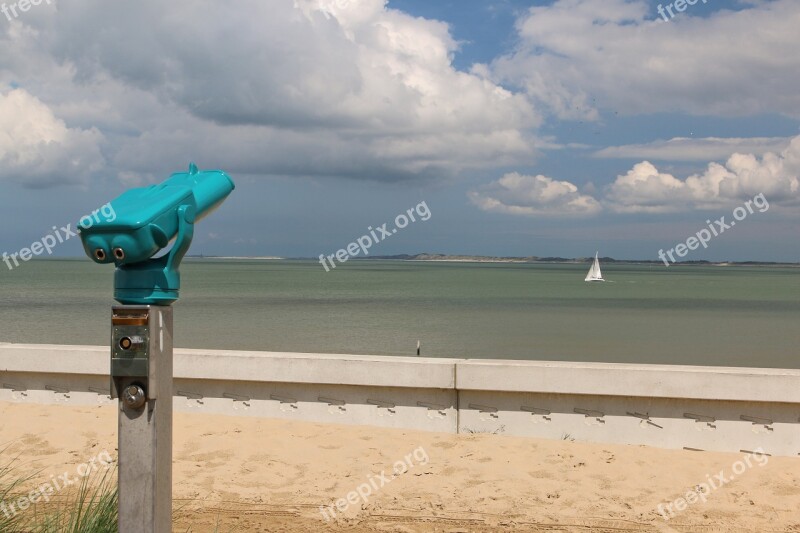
top-left (585, 252), bottom-right (604, 282)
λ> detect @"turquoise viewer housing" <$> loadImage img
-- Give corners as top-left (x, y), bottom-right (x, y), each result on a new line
top-left (79, 164), bottom-right (235, 305)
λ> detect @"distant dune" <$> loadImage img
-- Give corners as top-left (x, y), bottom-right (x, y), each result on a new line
top-left (185, 254), bottom-right (799, 266)
top-left (363, 253), bottom-right (799, 266)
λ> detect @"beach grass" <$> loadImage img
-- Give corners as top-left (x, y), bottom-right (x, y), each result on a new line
top-left (0, 452), bottom-right (31, 533)
top-left (1, 454), bottom-right (241, 533)
top-left (0, 451), bottom-right (117, 533)
top-left (29, 469), bottom-right (117, 533)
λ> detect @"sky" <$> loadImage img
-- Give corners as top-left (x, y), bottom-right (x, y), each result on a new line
top-left (0, 0), bottom-right (798, 262)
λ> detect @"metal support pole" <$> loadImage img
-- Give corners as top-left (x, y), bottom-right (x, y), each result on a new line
top-left (111, 305), bottom-right (173, 533)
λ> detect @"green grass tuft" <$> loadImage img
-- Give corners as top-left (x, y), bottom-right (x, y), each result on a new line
top-left (0, 449), bottom-right (117, 533)
top-left (30, 468), bottom-right (118, 533)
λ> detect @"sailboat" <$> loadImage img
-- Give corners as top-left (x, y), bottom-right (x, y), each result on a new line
top-left (584, 251), bottom-right (605, 282)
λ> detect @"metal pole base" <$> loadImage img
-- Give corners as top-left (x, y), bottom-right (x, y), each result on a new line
top-left (112, 305), bottom-right (173, 533)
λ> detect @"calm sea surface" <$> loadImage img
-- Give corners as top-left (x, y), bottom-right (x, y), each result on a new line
top-left (1, 259), bottom-right (798, 368)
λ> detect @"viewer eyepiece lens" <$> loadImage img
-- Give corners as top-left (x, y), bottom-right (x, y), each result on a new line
top-left (95, 249), bottom-right (106, 261)
top-left (113, 248), bottom-right (125, 260)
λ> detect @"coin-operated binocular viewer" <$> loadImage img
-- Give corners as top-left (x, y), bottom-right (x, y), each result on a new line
top-left (79, 164), bottom-right (234, 532)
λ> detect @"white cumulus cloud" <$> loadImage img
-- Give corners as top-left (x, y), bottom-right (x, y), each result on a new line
top-left (489, 0), bottom-right (800, 119)
top-left (472, 136), bottom-right (800, 216)
top-left (606, 136), bottom-right (800, 212)
top-left (0, 0), bottom-right (540, 186)
top-left (594, 137), bottom-right (794, 162)
top-left (469, 172), bottom-right (602, 216)
top-left (0, 88), bottom-right (105, 188)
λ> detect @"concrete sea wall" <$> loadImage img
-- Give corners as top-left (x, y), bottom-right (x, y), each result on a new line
top-left (1, 344), bottom-right (798, 456)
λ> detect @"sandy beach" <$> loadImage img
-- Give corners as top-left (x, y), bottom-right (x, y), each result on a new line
top-left (0, 400), bottom-right (798, 532)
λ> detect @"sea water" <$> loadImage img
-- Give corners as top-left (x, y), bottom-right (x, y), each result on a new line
top-left (0, 259), bottom-right (797, 368)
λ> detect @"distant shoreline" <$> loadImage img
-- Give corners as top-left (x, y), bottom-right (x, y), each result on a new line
top-left (201, 256), bottom-right (285, 260)
top-left (32, 256), bottom-right (798, 266)
top-left (185, 254), bottom-right (800, 267)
